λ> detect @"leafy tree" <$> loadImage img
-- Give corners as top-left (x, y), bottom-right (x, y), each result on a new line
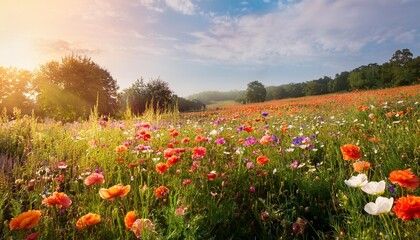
top-left (177, 97), bottom-right (205, 112)
top-left (145, 78), bottom-right (173, 112)
top-left (328, 71), bottom-right (350, 93)
top-left (34, 55), bottom-right (119, 121)
top-left (120, 78), bottom-right (148, 115)
top-left (121, 78), bottom-right (173, 115)
top-left (303, 76), bottom-right (331, 96)
top-left (390, 49), bottom-right (413, 67)
top-left (0, 67), bottom-right (35, 115)
top-left (246, 81), bottom-right (267, 103)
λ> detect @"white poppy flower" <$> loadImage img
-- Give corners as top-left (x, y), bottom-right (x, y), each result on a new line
top-left (361, 180), bottom-right (386, 195)
top-left (344, 174), bottom-right (368, 188)
top-left (364, 197), bottom-right (394, 215)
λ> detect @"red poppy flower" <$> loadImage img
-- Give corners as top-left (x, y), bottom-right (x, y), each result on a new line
top-left (256, 156), bottom-right (269, 165)
top-left (156, 162), bottom-right (169, 174)
top-left (340, 144), bottom-right (361, 160)
top-left (389, 169), bottom-right (419, 190)
top-left (393, 195), bottom-right (420, 221)
top-left (192, 146), bottom-right (206, 159)
top-left (155, 186), bottom-right (170, 198)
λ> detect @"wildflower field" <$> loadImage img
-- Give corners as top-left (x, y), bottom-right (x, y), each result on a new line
top-left (1, 85), bottom-right (419, 239)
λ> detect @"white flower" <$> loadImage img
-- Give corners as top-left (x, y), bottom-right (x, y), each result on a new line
top-left (209, 130), bottom-right (218, 135)
top-left (364, 197), bottom-right (394, 215)
top-left (361, 180), bottom-right (386, 195)
top-left (344, 174), bottom-right (368, 188)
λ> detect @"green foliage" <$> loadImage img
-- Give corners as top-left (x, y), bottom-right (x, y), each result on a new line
top-left (34, 55), bottom-right (119, 121)
top-left (0, 67), bottom-right (35, 116)
top-left (120, 78), bottom-right (174, 116)
top-left (246, 80), bottom-right (267, 103)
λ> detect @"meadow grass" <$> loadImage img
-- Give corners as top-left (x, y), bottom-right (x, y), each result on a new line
top-left (1, 85), bottom-right (419, 239)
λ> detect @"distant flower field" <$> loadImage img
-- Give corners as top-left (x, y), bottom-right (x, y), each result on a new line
top-left (1, 85), bottom-right (419, 239)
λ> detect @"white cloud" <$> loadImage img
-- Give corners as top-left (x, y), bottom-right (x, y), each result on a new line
top-left (164, 0), bottom-right (195, 15)
top-left (137, 0), bottom-right (196, 15)
top-left (183, 0), bottom-right (417, 65)
top-left (137, 0), bottom-right (164, 13)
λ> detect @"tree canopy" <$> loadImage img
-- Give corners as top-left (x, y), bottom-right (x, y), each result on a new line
top-left (246, 81), bottom-right (267, 103)
top-left (121, 78), bottom-right (174, 115)
top-left (34, 55), bottom-right (119, 121)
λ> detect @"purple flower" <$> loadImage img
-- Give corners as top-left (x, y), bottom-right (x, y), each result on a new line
top-left (237, 126), bottom-right (244, 132)
top-left (292, 137), bottom-right (303, 146)
top-left (262, 112), bottom-right (268, 117)
top-left (387, 185), bottom-right (395, 195)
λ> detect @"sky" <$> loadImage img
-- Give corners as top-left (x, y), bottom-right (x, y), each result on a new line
top-left (0, 0), bottom-right (419, 97)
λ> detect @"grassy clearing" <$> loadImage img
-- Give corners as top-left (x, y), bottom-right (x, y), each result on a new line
top-left (1, 85), bottom-right (419, 239)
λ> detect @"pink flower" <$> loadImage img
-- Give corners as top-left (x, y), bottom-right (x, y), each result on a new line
top-left (131, 218), bottom-right (155, 239)
top-left (84, 173), bottom-right (105, 186)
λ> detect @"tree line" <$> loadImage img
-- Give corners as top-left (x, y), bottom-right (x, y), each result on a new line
top-left (189, 49), bottom-right (420, 103)
top-left (0, 55), bottom-right (205, 121)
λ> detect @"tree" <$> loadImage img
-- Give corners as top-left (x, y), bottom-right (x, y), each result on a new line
top-left (303, 76), bottom-right (331, 96)
top-left (145, 78), bottom-right (173, 112)
top-left (390, 49), bottom-right (413, 67)
top-left (120, 78), bottom-right (174, 115)
top-left (328, 71), bottom-right (349, 93)
top-left (246, 81), bottom-right (266, 103)
top-left (0, 67), bottom-right (35, 115)
top-left (34, 55), bottom-right (119, 121)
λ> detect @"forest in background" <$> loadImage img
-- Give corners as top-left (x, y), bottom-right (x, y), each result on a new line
top-left (188, 49), bottom-right (420, 104)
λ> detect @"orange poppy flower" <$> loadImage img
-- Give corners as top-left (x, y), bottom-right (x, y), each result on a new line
top-left (99, 184), bottom-right (131, 200)
top-left (181, 138), bottom-right (190, 143)
top-left (194, 135), bottom-right (206, 143)
top-left (124, 211), bottom-right (137, 229)
top-left (76, 213), bottom-right (101, 229)
top-left (352, 161), bottom-right (371, 173)
top-left (389, 169), bottom-right (419, 190)
top-left (256, 156), bottom-right (270, 165)
top-left (340, 144), bottom-right (361, 161)
top-left (156, 162), bottom-right (169, 174)
top-left (84, 173), bottom-right (105, 186)
top-left (393, 195), bottom-right (420, 221)
top-left (155, 186), bottom-right (170, 198)
top-left (9, 210), bottom-right (41, 230)
top-left (116, 145), bottom-right (128, 153)
top-left (42, 192), bottom-right (72, 208)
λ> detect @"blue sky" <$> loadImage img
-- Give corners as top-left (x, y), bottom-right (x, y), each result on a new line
top-left (0, 0), bottom-right (419, 97)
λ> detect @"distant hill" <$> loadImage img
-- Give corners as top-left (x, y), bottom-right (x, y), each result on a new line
top-left (187, 90), bottom-right (245, 104)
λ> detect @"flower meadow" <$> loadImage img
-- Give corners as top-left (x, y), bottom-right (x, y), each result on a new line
top-left (1, 85), bottom-right (419, 239)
